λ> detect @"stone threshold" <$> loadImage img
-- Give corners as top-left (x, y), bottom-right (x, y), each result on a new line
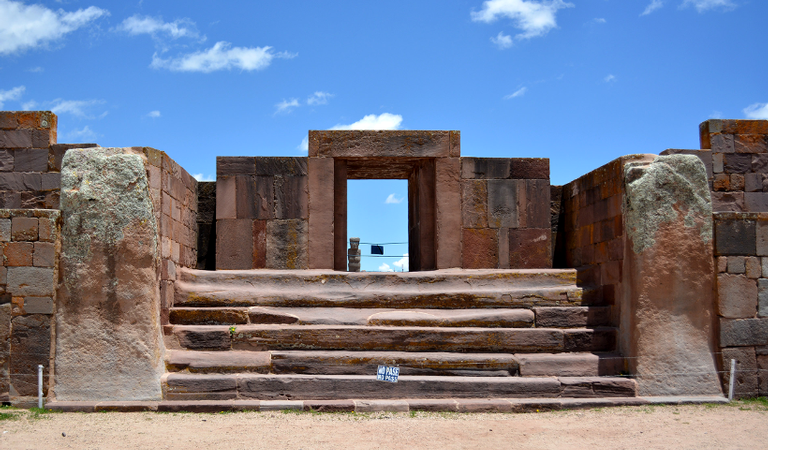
top-left (43, 396), bottom-right (727, 414)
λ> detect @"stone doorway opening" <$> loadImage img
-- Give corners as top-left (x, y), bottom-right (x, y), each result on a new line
top-left (334, 158), bottom-right (436, 272)
top-left (346, 179), bottom-right (409, 272)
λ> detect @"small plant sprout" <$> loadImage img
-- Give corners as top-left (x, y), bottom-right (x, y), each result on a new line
top-left (229, 326), bottom-right (236, 338)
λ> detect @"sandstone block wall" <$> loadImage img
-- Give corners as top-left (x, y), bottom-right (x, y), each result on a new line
top-left (215, 157), bottom-right (309, 270)
top-left (0, 209), bottom-right (60, 405)
top-left (0, 111), bottom-right (97, 209)
top-left (139, 148), bottom-right (199, 326)
top-left (460, 158), bottom-right (552, 269)
top-left (557, 154), bottom-right (655, 304)
top-left (662, 119), bottom-right (768, 398)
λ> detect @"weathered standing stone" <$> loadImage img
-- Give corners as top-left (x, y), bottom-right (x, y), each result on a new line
top-left (265, 219), bottom-right (308, 269)
top-left (619, 155), bottom-right (721, 396)
top-left (56, 147), bottom-right (164, 401)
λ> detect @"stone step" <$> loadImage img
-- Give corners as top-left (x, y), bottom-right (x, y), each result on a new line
top-left (161, 373), bottom-right (638, 401)
top-left (175, 268), bottom-right (600, 309)
top-left (167, 325), bottom-right (616, 353)
top-left (165, 350), bottom-right (625, 377)
top-left (169, 306), bottom-right (612, 328)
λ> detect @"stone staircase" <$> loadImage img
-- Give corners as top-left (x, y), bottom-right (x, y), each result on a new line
top-left (161, 268), bottom-right (637, 407)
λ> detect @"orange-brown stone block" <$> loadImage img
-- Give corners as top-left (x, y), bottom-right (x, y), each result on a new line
top-left (462, 228), bottom-right (498, 269)
top-left (509, 228), bottom-right (551, 269)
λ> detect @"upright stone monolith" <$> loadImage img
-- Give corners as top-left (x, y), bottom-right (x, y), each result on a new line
top-left (619, 155), bottom-right (722, 396)
top-left (55, 147), bottom-right (164, 400)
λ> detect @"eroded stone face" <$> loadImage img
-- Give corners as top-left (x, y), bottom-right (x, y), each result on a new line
top-left (55, 147), bottom-right (164, 401)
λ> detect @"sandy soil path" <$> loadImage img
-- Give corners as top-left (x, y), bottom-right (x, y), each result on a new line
top-left (0, 402), bottom-right (767, 449)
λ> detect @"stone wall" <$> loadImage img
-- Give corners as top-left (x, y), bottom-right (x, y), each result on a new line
top-left (557, 154), bottom-right (655, 302)
top-left (215, 157), bottom-right (309, 270)
top-left (460, 158), bottom-right (551, 269)
top-left (0, 209), bottom-right (60, 405)
top-left (0, 111), bottom-right (97, 209)
top-left (140, 148), bottom-right (199, 325)
top-left (662, 119), bottom-right (768, 398)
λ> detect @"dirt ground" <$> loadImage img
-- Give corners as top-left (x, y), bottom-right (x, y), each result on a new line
top-left (0, 401), bottom-right (767, 449)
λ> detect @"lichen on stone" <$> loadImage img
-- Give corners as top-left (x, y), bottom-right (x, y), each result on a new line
top-left (60, 147), bottom-right (158, 263)
top-left (623, 155), bottom-right (712, 254)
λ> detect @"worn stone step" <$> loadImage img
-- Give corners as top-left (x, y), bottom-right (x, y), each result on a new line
top-left (167, 325), bottom-right (616, 353)
top-left (169, 307), bottom-right (538, 327)
top-left (175, 267), bottom-right (600, 309)
top-left (169, 306), bottom-right (613, 328)
top-left (161, 373), bottom-right (638, 400)
top-left (165, 350), bottom-right (625, 377)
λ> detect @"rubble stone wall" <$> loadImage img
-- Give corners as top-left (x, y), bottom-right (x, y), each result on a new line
top-left (0, 209), bottom-right (60, 405)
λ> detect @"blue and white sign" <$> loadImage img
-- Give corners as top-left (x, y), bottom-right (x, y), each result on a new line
top-left (377, 365), bottom-right (399, 382)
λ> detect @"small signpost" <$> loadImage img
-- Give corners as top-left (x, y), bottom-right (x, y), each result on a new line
top-left (377, 365), bottom-right (399, 382)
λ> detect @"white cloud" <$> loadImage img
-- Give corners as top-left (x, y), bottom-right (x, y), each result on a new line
top-left (297, 136), bottom-right (309, 154)
top-left (150, 41), bottom-right (294, 73)
top-left (604, 74), bottom-right (616, 83)
top-left (49, 99), bottom-right (105, 118)
top-left (0, 85), bottom-right (25, 108)
top-left (64, 125), bottom-right (98, 142)
top-left (0, 0), bottom-right (109, 55)
top-left (743, 103), bottom-right (768, 120)
top-left (117, 15), bottom-right (202, 40)
top-left (593, 18), bottom-right (606, 24)
top-left (392, 253), bottom-right (409, 272)
top-left (471, 0), bottom-right (574, 47)
top-left (331, 113), bottom-right (403, 130)
top-left (709, 110), bottom-right (724, 119)
top-left (641, 0), bottom-right (664, 16)
top-left (378, 263), bottom-right (392, 272)
top-left (307, 91), bottom-right (333, 105)
top-left (274, 98), bottom-right (299, 115)
top-left (192, 173), bottom-right (215, 182)
top-left (28, 66), bottom-right (43, 73)
top-left (146, 110), bottom-right (161, 118)
top-left (681, 0), bottom-right (736, 13)
top-left (504, 86), bottom-right (527, 99)
top-left (491, 32), bottom-right (514, 49)
top-left (385, 193), bottom-right (404, 204)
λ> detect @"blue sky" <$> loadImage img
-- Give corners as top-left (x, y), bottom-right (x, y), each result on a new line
top-left (0, 0), bottom-right (769, 271)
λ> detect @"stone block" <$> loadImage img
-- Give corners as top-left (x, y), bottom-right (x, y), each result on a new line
top-left (745, 257), bottom-right (760, 278)
top-left (709, 133), bottom-right (734, 153)
top-left (714, 218), bottom-right (756, 255)
top-left (252, 220), bottom-right (266, 269)
top-left (41, 172), bottom-right (61, 191)
top-left (312, 130), bottom-right (450, 158)
top-left (720, 318), bottom-right (768, 347)
top-left (9, 314), bottom-right (51, 396)
top-left (217, 156), bottom-right (255, 175)
top-left (723, 154), bottom-right (751, 174)
top-left (23, 296), bottom-right (53, 314)
top-left (755, 219), bottom-right (767, 256)
top-left (216, 219), bottom-right (253, 269)
top-left (462, 228), bottom-right (498, 269)
top-left (716, 256), bottom-right (726, 272)
top-left (435, 157), bottom-right (462, 269)
top-left (743, 192), bottom-right (767, 212)
top-left (13, 148), bottom-right (48, 172)
top-left (757, 353), bottom-right (768, 396)
top-left (4, 242), bottom-right (33, 266)
top-left (510, 158), bottom-right (549, 179)
top-left (274, 175), bottom-right (308, 219)
top-left (0, 218), bottom-right (10, 241)
top-left (717, 274), bottom-right (757, 318)
top-left (712, 153), bottom-right (723, 173)
top-left (235, 175), bottom-right (256, 219)
top-left (751, 153), bottom-right (767, 172)
top-left (254, 176), bottom-right (275, 220)
top-left (761, 257), bottom-right (767, 277)
top-left (729, 173), bottom-right (744, 191)
top-left (215, 176), bottom-right (236, 219)
top-left (255, 157), bottom-right (308, 177)
top-left (0, 149), bottom-right (13, 171)
top-left (744, 173), bottom-right (762, 192)
top-left (757, 278), bottom-right (767, 317)
top-left (712, 174), bottom-right (729, 191)
top-left (307, 157), bottom-right (335, 269)
top-left (711, 191), bottom-right (744, 212)
top-left (461, 180), bottom-right (488, 228)
top-left (11, 217), bottom-right (38, 241)
top-left (265, 219), bottom-right (308, 269)
top-left (509, 228), bottom-right (551, 269)
top-left (31, 129), bottom-right (52, 148)
top-left (449, 130), bottom-right (460, 157)
top-left (0, 129), bottom-right (33, 148)
top-left (33, 242), bottom-right (55, 267)
top-left (734, 134), bottom-right (767, 153)
top-left (461, 157), bottom-right (509, 179)
top-left (526, 179), bottom-right (551, 229)
top-left (0, 173), bottom-right (25, 191)
top-left (487, 179), bottom-right (518, 228)
top-left (726, 256), bottom-right (745, 274)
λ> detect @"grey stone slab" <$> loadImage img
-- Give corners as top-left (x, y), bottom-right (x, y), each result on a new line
top-left (744, 192), bottom-right (767, 212)
top-left (462, 158), bottom-right (510, 179)
top-left (256, 157), bottom-right (308, 177)
top-left (487, 179), bottom-right (519, 228)
top-left (726, 256), bottom-right (745, 274)
top-left (6, 266), bottom-right (55, 296)
top-left (23, 296), bottom-right (53, 314)
top-left (757, 278), bottom-right (767, 317)
top-left (756, 219), bottom-right (767, 256)
top-left (715, 218), bottom-right (756, 255)
top-left (720, 318), bottom-right (768, 347)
